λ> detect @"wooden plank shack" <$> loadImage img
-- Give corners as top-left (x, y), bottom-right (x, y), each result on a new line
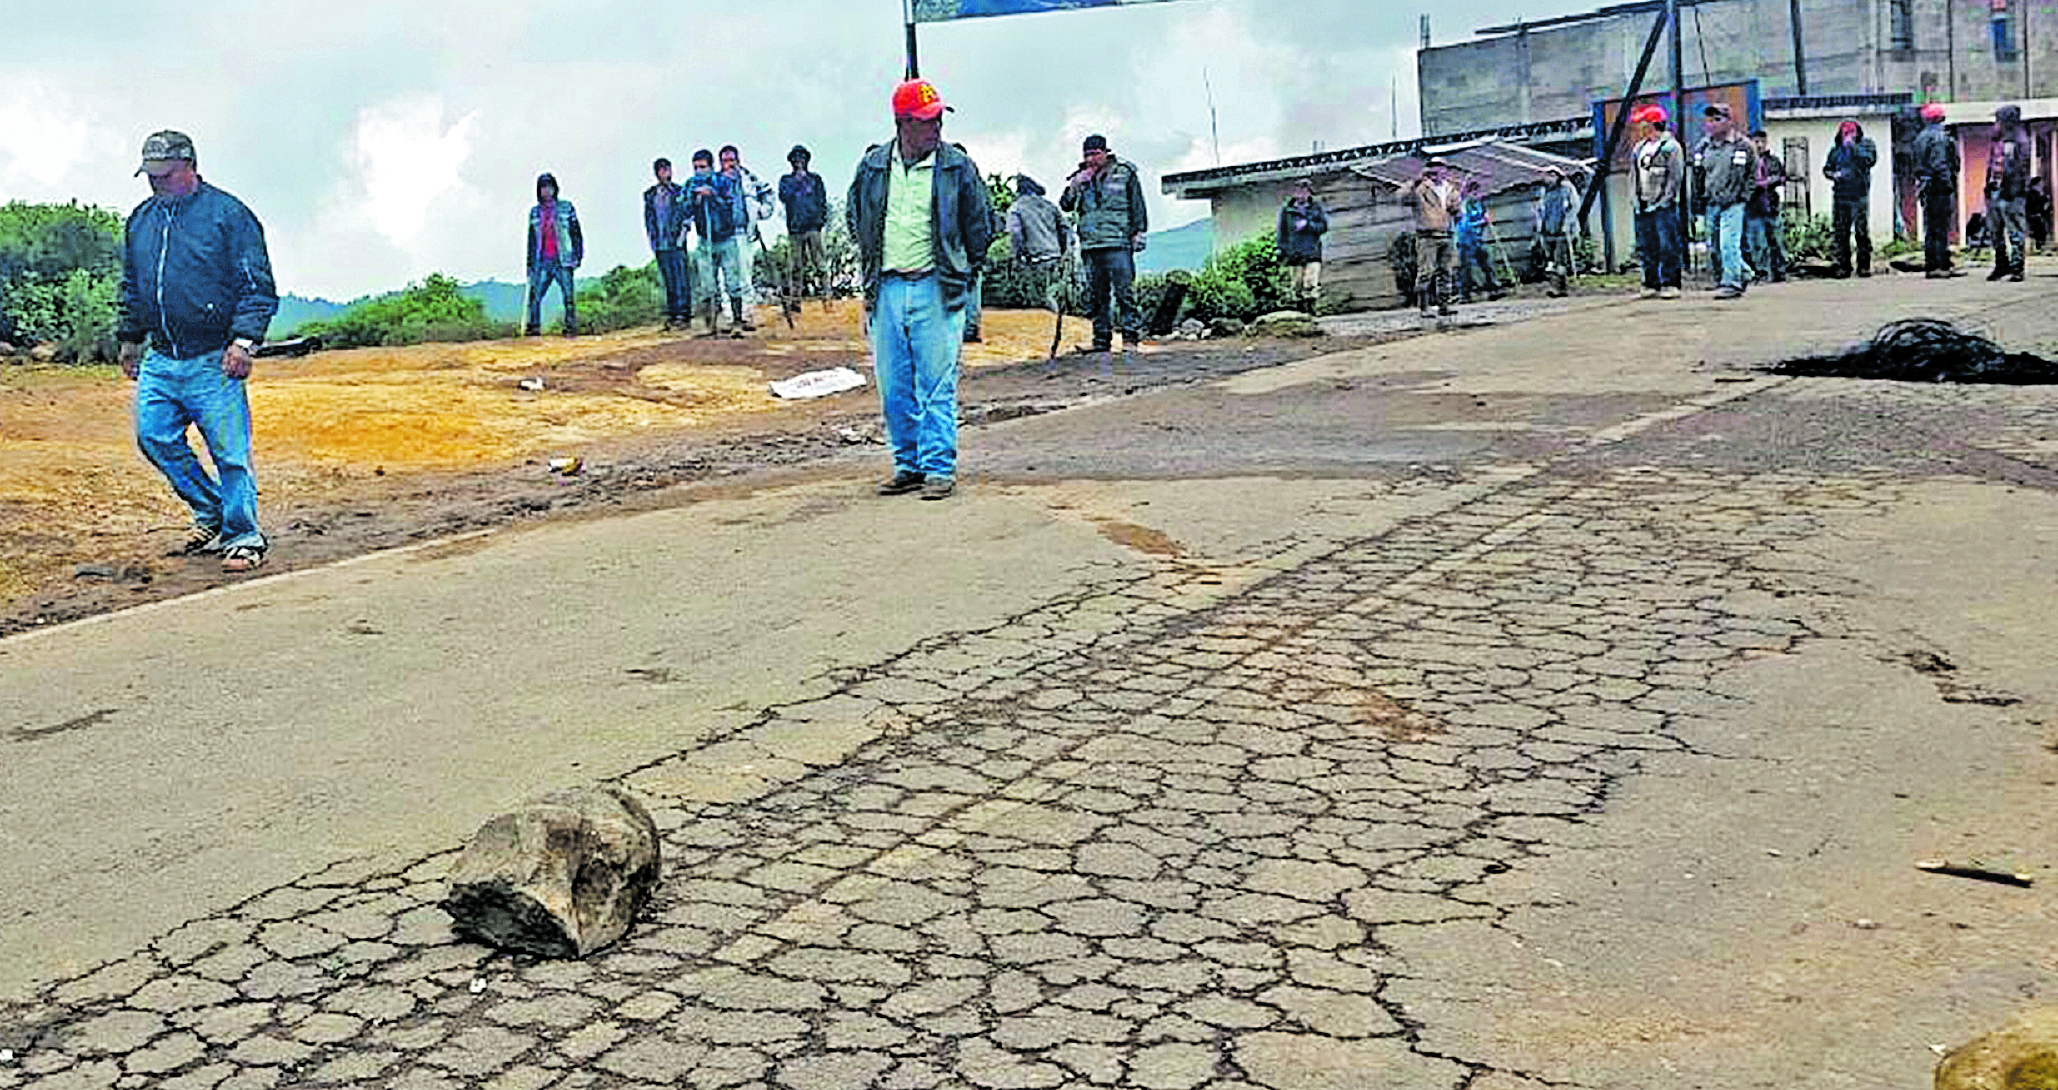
top-left (1166, 137), bottom-right (1591, 313)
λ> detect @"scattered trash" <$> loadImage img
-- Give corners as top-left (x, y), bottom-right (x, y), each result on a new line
top-left (469, 978), bottom-right (487, 994)
top-left (770, 366), bottom-right (867, 400)
top-left (547, 456), bottom-right (583, 476)
top-left (1930, 1043), bottom-right (1949, 1056)
top-left (835, 425), bottom-right (880, 445)
top-left (1916, 860), bottom-right (2035, 888)
top-left (518, 377), bottom-right (546, 392)
top-left (1, 1048), bottom-right (12, 1062)
top-left (1765, 848), bottom-right (1784, 857)
top-left (1769, 319), bottom-right (2058, 384)
top-left (1852, 918), bottom-right (1881, 930)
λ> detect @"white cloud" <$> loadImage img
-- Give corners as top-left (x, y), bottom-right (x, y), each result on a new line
top-left (347, 97), bottom-right (481, 251)
top-left (0, 78), bottom-right (109, 197)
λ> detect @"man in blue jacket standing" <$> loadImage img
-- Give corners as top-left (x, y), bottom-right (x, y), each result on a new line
top-left (779, 145), bottom-right (829, 302)
top-left (689, 150), bottom-right (749, 337)
top-left (644, 158), bottom-right (693, 330)
top-left (847, 79), bottom-right (993, 501)
top-left (526, 173), bottom-right (583, 335)
top-left (117, 131), bottom-right (279, 574)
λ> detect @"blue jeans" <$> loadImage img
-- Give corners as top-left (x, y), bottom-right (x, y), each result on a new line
top-left (1709, 202), bottom-right (1748, 289)
top-left (869, 274), bottom-right (965, 481)
top-left (527, 260), bottom-right (576, 333)
top-left (1084, 247), bottom-right (1138, 348)
top-left (697, 237), bottom-right (744, 305)
top-left (135, 348), bottom-right (264, 550)
top-left (654, 248), bottom-right (692, 320)
top-left (1745, 212), bottom-right (1787, 280)
top-left (1634, 208), bottom-right (1681, 288)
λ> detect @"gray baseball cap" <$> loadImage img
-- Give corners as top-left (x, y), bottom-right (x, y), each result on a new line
top-left (135, 130), bottom-right (196, 175)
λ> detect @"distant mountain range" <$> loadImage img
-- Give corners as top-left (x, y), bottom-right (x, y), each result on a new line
top-left (273, 217), bottom-right (1215, 336)
top-left (272, 279), bottom-right (566, 338)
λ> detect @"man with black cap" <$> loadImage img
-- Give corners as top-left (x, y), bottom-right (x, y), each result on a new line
top-left (1061, 133), bottom-right (1148, 355)
top-left (117, 130), bottom-right (279, 574)
top-left (847, 78), bottom-right (992, 501)
top-left (779, 145), bottom-right (829, 301)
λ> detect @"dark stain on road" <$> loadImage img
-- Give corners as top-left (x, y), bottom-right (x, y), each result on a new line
top-left (1090, 517), bottom-right (1184, 558)
top-left (10, 707), bottom-right (116, 743)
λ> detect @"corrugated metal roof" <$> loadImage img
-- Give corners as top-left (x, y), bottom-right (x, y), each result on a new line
top-left (1160, 117), bottom-right (1590, 195)
top-left (1353, 142), bottom-right (1590, 198)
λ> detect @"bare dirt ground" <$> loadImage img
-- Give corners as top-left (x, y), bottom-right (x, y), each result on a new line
top-left (0, 300), bottom-right (1386, 636)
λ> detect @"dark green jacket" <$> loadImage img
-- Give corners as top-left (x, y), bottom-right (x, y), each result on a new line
top-left (1060, 156), bottom-right (1148, 251)
top-left (846, 140), bottom-right (992, 309)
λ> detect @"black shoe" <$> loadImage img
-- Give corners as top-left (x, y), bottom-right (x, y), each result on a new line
top-left (168, 526), bottom-right (223, 557)
top-left (876, 470), bottom-right (925, 496)
top-left (963, 331), bottom-right (983, 344)
top-left (2010, 271), bottom-right (2026, 282)
top-left (1856, 268), bottom-right (1872, 278)
top-left (919, 478), bottom-right (955, 501)
top-left (1989, 268), bottom-right (2009, 281)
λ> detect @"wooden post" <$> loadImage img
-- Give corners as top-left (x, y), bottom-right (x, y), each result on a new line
top-left (1790, 0), bottom-right (1809, 96)
top-left (904, 0), bottom-right (920, 78)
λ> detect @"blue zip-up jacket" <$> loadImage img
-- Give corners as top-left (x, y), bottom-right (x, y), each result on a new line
top-left (118, 180), bottom-right (278, 357)
top-left (779, 170), bottom-right (828, 233)
top-left (687, 171), bottom-right (739, 244)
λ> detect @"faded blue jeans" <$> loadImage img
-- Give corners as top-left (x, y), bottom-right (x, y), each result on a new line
top-left (526, 259), bottom-right (576, 334)
top-left (1709, 202), bottom-right (1748, 290)
top-left (869, 273), bottom-right (965, 481)
top-left (135, 348), bottom-right (264, 550)
top-left (697, 237), bottom-right (744, 305)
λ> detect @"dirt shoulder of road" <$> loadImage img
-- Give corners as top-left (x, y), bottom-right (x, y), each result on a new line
top-left (0, 300), bottom-right (1403, 636)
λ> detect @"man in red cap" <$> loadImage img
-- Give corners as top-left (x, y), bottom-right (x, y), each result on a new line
top-left (1630, 104), bottom-right (1685, 298)
top-left (846, 79), bottom-right (994, 501)
top-left (1912, 102), bottom-right (1963, 278)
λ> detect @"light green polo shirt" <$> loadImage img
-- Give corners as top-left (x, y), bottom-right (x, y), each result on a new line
top-left (882, 142), bottom-right (937, 274)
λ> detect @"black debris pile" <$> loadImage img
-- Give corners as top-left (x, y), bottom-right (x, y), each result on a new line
top-left (1769, 319), bottom-right (2058, 384)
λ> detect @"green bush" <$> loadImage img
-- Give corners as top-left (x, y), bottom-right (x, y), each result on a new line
top-left (0, 201), bottom-right (124, 356)
top-left (574, 262), bottom-right (663, 333)
top-left (1179, 234), bottom-right (1292, 323)
top-left (299, 273), bottom-right (512, 348)
top-left (1783, 213), bottom-right (1834, 263)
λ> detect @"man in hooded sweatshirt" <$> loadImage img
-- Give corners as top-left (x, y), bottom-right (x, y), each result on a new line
top-left (1912, 103), bottom-right (1962, 278)
top-left (1007, 173), bottom-right (1073, 317)
top-left (526, 172), bottom-right (583, 335)
top-left (1985, 104), bottom-right (2032, 282)
top-left (1276, 180), bottom-right (1329, 311)
top-left (1822, 119), bottom-right (1878, 277)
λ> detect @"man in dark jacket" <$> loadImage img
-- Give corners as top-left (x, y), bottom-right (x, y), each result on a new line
top-left (1060, 134), bottom-right (1148, 353)
top-left (1277, 181), bottom-right (1329, 311)
top-left (1693, 102), bottom-right (1754, 299)
top-left (1745, 131), bottom-right (1789, 283)
top-left (1822, 119), bottom-right (1878, 277)
top-left (1985, 104), bottom-right (2032, 281)
top-left (526, 172), bottom-right (583, 335)
top-left (778, 145), bottom-right (829, 301)
top-left (116, 130), bottom-right (279, 574)
top-left (1912, 103), bottom-right (1962, 278)
top-left (1532, 166), bottom-right (1581, 297)
top-left (644, 158), bottom-right (693, 329)
top-left (846, 79), bottom-right (992, 501)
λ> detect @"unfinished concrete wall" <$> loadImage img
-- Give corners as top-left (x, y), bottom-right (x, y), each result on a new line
top-left (1884, 0), bottom-right (2058, 102)
top-left (1419, 0), bottom-right (1892, 137)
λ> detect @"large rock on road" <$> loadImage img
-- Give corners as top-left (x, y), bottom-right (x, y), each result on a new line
top-left (442, 785), bottom-right (661, 958)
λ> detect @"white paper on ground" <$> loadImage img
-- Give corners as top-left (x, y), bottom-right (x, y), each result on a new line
top-left (769, 366), bottom-right (869, 400)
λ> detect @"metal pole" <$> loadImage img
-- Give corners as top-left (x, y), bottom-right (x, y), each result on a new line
top-left (1669, 0), bottom-right (1690, 263)
top-left (1578, 9), bottom-right (1670, 225)
top-left (904, 0), bottom-right (920, 78)
top-left (1789, 0), bottom-right (1809, 96)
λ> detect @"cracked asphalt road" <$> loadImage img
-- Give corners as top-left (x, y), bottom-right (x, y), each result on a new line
top-left (4, 276), bottom-right (2058, 1089)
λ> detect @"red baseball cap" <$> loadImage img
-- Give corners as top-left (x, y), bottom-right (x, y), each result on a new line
top-left (1920, 102), bottom-right (1947, 121)
top-left (892, 79), bottom-right (950, 121)
top-left (1632, 104), bottom-right (1667, 124)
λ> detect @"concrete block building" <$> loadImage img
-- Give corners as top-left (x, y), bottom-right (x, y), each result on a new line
top-left (1419, 0), bottom-right (2058, 137)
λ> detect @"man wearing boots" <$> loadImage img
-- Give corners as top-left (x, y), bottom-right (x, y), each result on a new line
top-left (1061, 133), bottom-right (1148, 355)
top-left (1404, 157), bottom-right (1462, 318)
top-left (1745, 131), bottom-right (1789, 283)
top-left (1913, 103), bottom-right (1963, 279)
top-left (1276, 180), bottom-right (1328, 311)
top-left (687, 149), bottom-right (751, 336)
top-left (1822, 119), bottom-right (1877, 278)
top-left (1533, 166), bottom-right (1581, 297)
top-left (779, 145), bottom-right (829, 301)
top-left (847, 78), bottom-right (992, 501)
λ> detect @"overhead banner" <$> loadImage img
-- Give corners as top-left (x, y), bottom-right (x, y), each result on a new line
top-left (913, 0), bottom-right (1195, 22)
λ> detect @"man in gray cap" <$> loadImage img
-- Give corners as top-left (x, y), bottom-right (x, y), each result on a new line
top-left (117, 130), bottom-right (279, 574)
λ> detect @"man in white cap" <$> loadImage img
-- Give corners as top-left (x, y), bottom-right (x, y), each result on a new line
top-left (116, 130), bottom-right (279, 574)
top-left (1403, 156), bottom-right (1462, 318)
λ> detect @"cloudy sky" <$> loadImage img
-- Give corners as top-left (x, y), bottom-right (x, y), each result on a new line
top-left (4, 0), bottom-right (1595, 301)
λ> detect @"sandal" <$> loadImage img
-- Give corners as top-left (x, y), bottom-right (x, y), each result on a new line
top-left (169, 526), bottom-right (223, 557)
top-left (221, 545), bottom-right (268, 573)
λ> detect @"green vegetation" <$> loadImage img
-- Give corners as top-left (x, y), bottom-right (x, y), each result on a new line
top-left (0, 201), bottom-right (125, 362)
top-left (297, 273), bottom-right (514, 348)
top-left (572, 263), bottom-right (663, 334)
